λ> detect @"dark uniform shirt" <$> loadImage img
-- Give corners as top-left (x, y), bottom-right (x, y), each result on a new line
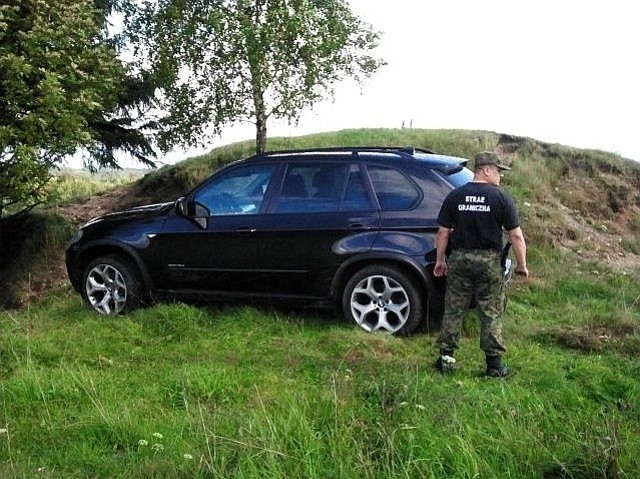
top-left (437, 182), bottom-right (520, 252)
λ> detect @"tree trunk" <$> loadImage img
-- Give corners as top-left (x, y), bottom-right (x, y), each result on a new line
top-left (252, 83), bottom-right (268, 154)
top-left (255, 109), bottom-right (267, 154)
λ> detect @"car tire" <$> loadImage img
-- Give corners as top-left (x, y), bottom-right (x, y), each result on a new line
top-left (342, 264), bottom-right (425, 336)
top-left (81, 255), bottom-right (143, 315)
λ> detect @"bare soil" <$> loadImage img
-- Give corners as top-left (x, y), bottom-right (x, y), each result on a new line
top-left (55, 184), bottom-right (152, 228)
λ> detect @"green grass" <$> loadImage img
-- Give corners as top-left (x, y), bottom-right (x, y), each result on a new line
top-left (46, 169), bottom-right (145, 207)
top-left (1, 260), bottom-right (639, 477)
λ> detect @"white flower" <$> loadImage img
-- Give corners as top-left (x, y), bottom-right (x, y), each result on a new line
top-left (152, 432), bottom-right (164, 439)
top-left (183, 453), bottom-right (194, 460)
top-left (0, 428), bottom-right (8, 435)
top-left (152, 443), bottom-right (164, 453)
top-left (138, 439), bottom-right (148, 446)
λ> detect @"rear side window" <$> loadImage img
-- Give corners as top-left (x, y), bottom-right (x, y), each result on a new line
top-left (367, 165), bottom-right (420, 210)
top-left (343, 166), bottom-right (374, 211)
top-left (273, 163), bottom-right (374, 213)
top-left (420, 171), bottom-right (460, 217)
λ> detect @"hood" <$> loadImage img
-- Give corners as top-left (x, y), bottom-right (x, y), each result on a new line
top-left (82, 201), bottom-right (175, 228)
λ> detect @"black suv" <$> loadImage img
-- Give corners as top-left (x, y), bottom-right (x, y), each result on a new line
top-left (66, 147), bottom-right (472, 335)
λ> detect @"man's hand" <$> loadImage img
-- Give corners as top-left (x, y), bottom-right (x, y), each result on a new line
top-left (434, 227), bottom-right (452, 278)
top-left (434, 260), bottom-right (448, 277)
top-left (515, 265), bottom-right (529, 277)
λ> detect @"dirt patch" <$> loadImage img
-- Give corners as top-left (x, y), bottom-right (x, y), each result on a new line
top-left (495, 136), bottom-right (640, 278)
top-left (537, 323), bottom-right (640, 356)
top-left (53, 184), bottom-right (154, 228)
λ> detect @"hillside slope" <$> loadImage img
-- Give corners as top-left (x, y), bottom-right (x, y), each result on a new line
top-left (84, 129), bottom-right (640, 274)
top-left (1, 128), bottom-right (639, 308)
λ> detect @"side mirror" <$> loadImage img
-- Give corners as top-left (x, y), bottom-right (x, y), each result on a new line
top-left (176, 197), bottom-right (188, 216)
top-left (194, 203), bottom-right (209, 229)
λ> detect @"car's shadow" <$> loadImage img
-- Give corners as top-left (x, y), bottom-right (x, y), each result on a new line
top-left (175, 297), bottom-right (348, 330)
top-left (153, 294), bottom-right (442, 336)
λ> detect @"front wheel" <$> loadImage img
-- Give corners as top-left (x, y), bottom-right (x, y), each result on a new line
top-left (342, 265), bottom-right (425, 336)
top-left (81, 255), bottom-right (143, 315)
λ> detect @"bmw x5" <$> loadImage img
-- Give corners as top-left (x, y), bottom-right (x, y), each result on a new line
top-left (66, 147), bottom-right (473, 335)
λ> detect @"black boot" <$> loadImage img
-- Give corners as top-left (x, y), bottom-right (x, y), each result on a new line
top-left (486, 354), bottom-right (508, 378)
top-left (435, 349), bottom-right (457, 373)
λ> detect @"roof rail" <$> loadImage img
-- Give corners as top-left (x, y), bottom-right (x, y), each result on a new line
top-left (260, 146), bottom-right (436, 157)
top-left (398, 147), bottom-right (436, 155)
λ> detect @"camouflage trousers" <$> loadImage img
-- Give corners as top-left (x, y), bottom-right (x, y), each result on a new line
top-left (436, 249), bottom-right (507, 356)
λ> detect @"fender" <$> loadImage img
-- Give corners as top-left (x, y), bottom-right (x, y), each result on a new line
top-left (371, 230), bottom-right (437, 258)
top-left (73, 238), bottom-right (156, 294)
top-left (330, 250), bottom-right (437, 301)
top-left (330, 229), bottom-right (440, 298)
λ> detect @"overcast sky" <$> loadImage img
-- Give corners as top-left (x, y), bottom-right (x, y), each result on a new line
top-left (129, 0), bottom-right (640, 167)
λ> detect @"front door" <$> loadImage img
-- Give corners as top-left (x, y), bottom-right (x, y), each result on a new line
top-left (152, 163), bottom-right (278, 293)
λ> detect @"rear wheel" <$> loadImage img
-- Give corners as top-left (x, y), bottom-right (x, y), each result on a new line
top-left (81, 255), bottom-right (143, 315)
top-left (342, 265), bottom-right (424, 336)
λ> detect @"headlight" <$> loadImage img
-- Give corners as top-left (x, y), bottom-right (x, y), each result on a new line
top-left (68, 228), bottom-right (84, 245)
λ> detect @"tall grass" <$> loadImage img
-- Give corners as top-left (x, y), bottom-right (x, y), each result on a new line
top-left (1, 267), bottom-right (639, 478)
top-left (46, 169), bottom-right (145, 207)
top-left (0, 213), bottom-right (72, 308)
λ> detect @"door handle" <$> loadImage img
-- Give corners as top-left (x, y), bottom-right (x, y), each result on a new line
top-left (349, 223), bottom-right (371, 230)
top-left (236, 227), bottom-right (257, 233)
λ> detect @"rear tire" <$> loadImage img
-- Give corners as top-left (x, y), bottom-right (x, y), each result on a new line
top-left (342, 265), bottom-right (424, 336)
top-left (81, 255), bottom-right (143, 315)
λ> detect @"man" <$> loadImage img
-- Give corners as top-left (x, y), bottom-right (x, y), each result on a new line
top-left (433, 151), bottom-right (528, 377)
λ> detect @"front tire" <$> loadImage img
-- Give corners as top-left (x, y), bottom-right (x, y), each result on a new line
top-left (342, 265), bottom-right (425, 336)
top-left (81, 255), bottom-right (143, 315)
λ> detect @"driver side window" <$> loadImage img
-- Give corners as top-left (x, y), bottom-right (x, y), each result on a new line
top-left (194, 164), bottom-right (277, 215)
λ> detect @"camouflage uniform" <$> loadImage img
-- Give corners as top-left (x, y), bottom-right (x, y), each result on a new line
top-left (437, 250), bottom-right (507, 356)
top-left (434, 151), bottom-right (521, 376)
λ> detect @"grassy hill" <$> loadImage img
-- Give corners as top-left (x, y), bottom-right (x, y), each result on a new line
top-left (1, 129), bottom-right (639, 477)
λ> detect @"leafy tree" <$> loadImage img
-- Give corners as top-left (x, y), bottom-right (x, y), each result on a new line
top-left (131, 0), bottom-right (385, 154)
top-left (0, 0), bottom-right (122, 217)
top-left (85, 70), bottom-right (160, 171)
top-left (0, 0), bottom-right (162, 218)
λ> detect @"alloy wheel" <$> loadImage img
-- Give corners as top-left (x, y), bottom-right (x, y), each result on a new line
top-left (85, 263), bottom-right (128, 315)
top-left (348, 274), bottom-right (411, 333)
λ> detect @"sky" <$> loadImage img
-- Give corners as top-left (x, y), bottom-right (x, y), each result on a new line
top-left (114, 0), bottom-right (640, 167)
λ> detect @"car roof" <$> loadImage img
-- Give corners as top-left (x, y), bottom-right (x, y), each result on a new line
top-left (241, 147), bottom-right (469, 175)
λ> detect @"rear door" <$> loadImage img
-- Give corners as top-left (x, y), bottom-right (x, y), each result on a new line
top-left (254, 161), bottom-right (380, 297)
top-left (368, 164), bottom-right (454, 267)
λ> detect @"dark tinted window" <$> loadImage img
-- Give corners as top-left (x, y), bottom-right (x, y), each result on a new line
top-left (441, 168), bottom-right (473, 188)
top-left (420, 171), bottom-right (460, 217)
top-left (273, 163), bottom-right (372, 213)
top-left (194, 164), bottom-right (277, 215)
top-left (367, 165), bottom-right (420, 210)
top-left (343, 165), bottom-right (374, 211)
